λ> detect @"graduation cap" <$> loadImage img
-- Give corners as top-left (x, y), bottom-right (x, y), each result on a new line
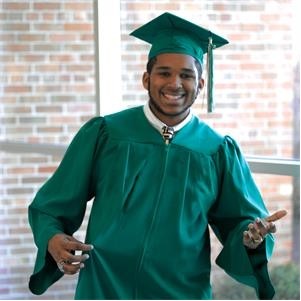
top-left (130, 12), bottom-right (229, 112)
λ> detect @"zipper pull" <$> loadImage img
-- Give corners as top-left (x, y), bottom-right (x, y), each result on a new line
top-left (161, 126), bottom-right (174, 145)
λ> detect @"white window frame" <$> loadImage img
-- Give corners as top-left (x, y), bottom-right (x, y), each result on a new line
top-left (94, 0), bottom-right (122, 115)
top-left (0, 140), bottom-right (299, 178)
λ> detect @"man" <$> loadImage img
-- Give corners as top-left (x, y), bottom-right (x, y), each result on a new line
top-left (28, 12), bottom-right (286, 299)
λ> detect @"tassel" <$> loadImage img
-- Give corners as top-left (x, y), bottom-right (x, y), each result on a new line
top-left (207, 36), bottom-right (214, 113)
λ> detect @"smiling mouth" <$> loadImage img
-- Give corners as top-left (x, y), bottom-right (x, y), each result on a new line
top-left (161, 92), bottom-right (186, 101)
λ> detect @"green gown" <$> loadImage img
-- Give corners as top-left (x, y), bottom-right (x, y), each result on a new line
top-left (28, 106), bottom-right (275, 299)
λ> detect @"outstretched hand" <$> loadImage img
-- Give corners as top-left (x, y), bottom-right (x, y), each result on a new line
top-left (243, 210), bottom-right (287, 249)
top-left (48, 233), bottom-right (94, 274)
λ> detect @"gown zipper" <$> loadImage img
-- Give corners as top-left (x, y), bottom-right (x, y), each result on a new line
top-left (133, 141), bottom-right (171, 298)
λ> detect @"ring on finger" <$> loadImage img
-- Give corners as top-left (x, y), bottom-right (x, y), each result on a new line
top-left (252, 236), bottom-right (263, 244)
top-left (57, 260), bottom-right (66, 273)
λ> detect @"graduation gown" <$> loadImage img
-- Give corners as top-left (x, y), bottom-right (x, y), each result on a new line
top-left (28, 106), bottom-right (275, 299)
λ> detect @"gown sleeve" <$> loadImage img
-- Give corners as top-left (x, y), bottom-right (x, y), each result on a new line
top-left (208, 136), bottom-right (275, 300)
top-left (28, 117), bottom-right (105, 295)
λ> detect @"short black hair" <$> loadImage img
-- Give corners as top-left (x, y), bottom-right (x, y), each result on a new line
top-left (146, 56), bottom-right (203, 80)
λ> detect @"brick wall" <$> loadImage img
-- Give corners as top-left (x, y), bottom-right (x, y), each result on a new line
top-left (0, 0), bottom-right (95, 299)
top-left (0, 0), bottom-right (298, 299)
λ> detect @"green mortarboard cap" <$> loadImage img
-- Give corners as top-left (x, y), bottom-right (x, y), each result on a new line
top-left (130, 12), bottom-right (229, 112)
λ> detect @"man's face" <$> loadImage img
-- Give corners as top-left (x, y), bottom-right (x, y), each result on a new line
top-left (142, 53), bottom-right (204, 126)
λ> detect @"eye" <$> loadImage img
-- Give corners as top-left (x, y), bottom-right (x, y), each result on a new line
top-left (181, 73), bottom-right (195, 79)
top-left (158, 71), bottom-right (170, 77)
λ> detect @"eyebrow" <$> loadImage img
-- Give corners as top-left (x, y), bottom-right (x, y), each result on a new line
top-left (155, 66), bottom-right (195, 73)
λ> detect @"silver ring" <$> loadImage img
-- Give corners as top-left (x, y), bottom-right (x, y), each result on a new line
top-left (253, 237), bottom-right (263, 244)
top-left (57, 260), bottom-right (65, 273)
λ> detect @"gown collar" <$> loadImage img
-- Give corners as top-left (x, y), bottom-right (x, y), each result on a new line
top-left (143, 102), bottom-right (193, 133)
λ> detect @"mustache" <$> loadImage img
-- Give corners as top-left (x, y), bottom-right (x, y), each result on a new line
top-left (147, 82), bottom-right (199, 99)
top-left (161, 87), bottom-right (186, 94)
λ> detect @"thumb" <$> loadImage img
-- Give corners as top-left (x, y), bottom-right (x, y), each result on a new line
top-left (65, 235), bottom-right (94, 251)
top-left (265, 209), bottom-right (287, 222)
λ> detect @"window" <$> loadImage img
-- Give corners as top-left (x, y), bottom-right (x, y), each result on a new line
top-left (0, 0), bottom-right (299, 299)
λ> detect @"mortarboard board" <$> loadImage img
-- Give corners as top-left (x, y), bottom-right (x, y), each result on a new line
top-left (130, 12), bottom-right (229, 112)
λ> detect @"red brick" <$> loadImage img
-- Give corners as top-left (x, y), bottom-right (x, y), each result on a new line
top-left (4, 65), bottom-right (30, 73)
top-left (38, 166), bottom-right (58, 173)
top-left (2, 2), bottom-right (29, 10)
top-left (42, 13), bottom-right (55, 21)
top-left (0, 54), bottom-right (14, 62)
top-left (26, 12), bottom-right (39, 21)
top-left (9, 226), bottom-right (31, 235)
top-left (125, 2), bottom-right (153, 10)
top-left (22, 54), bottom-right (45, 62)
top-left (80, 34), bottom-right (94, 41)
top-left (49, 54), bottom-right (74, 62)
top-left (36, 105), bottom-right (62, 113)
top-left (66, 64), bottom-right (93, 72)
top-left (49, 33), bottom-right (77, 42)
top-left (7, 167), bottom-right (35, 174)
top-left (67, 84), bottom-right (94, 93)
top-left (4, 44), bottom-right (30, 52)
top-left (49, 116), bottom-right (78, 123)
top-left (2, 23), bottom-right (30, 31)
top-left (35, 64), bottom-right (61, 72)
top-left (64, 3), bottom-right (92, 10)
top-left (64, 23), bottom-right (93, 31)
top-left (4, 85), bottom-right (32, 93)
top-left (10, 75), bottom-right (24, 82)
top-left (5, 127), bottom-right (33, 134)
top-left (0, 33), bottom-right (15, 42)
top-left (36, 85), bottom-right (62, 93)
top-left (18, 34), bottom-right (45, 42)
top-left (37, 126), bottom-right (63, 133)
top-left (33, 3), bottom-right (61, 10)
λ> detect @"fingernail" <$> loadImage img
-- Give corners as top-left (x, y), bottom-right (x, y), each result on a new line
top-left (80, 263), bottom-right (85, 269)
top-left (255, 217), bottom-right (260, 223)
top-left (89, 245), bottom-right (94, 250)
top-left (83, 254), bottom-right (89, 260)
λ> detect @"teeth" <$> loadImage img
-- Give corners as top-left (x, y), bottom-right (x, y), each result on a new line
top-left (163, 93), bottom-right (184, 100)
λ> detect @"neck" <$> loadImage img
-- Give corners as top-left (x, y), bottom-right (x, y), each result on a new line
top-left (148, 102), bottom-right (190, 127)
top-left (143, 103), bottom-right (193, 134)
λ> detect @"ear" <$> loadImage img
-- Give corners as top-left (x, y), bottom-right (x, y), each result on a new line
top-left (195, 78), bottom-right (205, 99)
top-left (198, 78), bottom-right (205, 90)
top-left (142, 72), bottom-right (150, 90)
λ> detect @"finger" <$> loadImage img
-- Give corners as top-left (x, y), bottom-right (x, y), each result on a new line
top-left (243, 231), bottom-right (252, 243)
top-left (255, 218), bottom-right (269, 236)
top-left (62, 237), bottom-right (94, 252)
top-left (64, 253), bottom-right (90, 265)
top-left (268, 222), bottom-right (277, 233)
top-left (265, 210), bottom-right (287, 222)
top-left (62, 262), bottom-right (85, 275)
top-left (243, 231), bottom-right (260, 249)
top-left (248, 224), bottom-right (262, 241)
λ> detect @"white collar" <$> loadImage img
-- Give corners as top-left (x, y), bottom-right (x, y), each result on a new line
top-left (143, 102), bottom-right (193, 133)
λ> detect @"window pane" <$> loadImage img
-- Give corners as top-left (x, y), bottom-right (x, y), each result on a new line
top-left (1, 0), bottom-right (96, 146)
top-left (120, 1), bottom-right (300, 160)
top-left (210, 173), bottom-right (299, 299)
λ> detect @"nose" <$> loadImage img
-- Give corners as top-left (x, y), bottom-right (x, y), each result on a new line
top-left (167, 74), bottom-right (182, 89)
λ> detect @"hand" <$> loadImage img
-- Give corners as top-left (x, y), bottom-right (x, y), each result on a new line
top-left (48, 233), bottom-right (94, 275)
top-left (243, 210), bottom-right (287, 249)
